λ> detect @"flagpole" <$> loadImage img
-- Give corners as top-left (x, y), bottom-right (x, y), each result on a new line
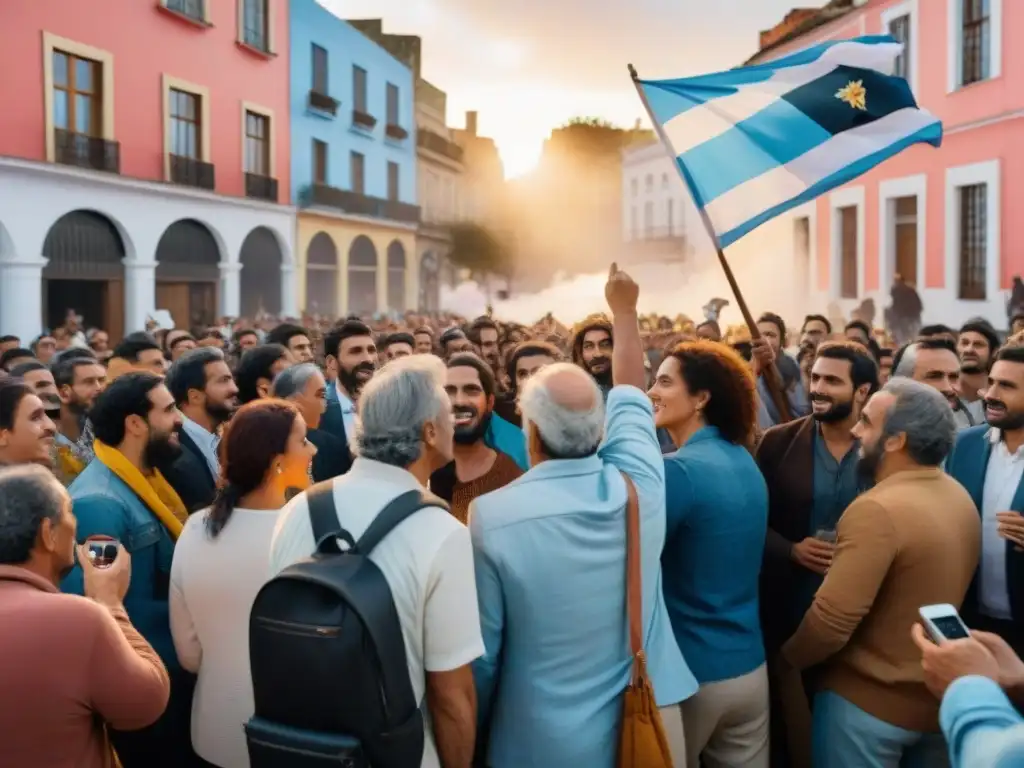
top-left (627, 63), bottom-right (792, 424)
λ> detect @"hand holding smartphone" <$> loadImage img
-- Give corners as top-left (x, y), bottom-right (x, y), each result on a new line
top-left (919, 604), bottom-right (971, 644)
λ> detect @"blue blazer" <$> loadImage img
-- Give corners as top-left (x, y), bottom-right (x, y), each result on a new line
top-left (62, 460), bottom-right (179, 669)
top-left (319, 383), bottom-right (354, 475)
top-left (662, 426), bottom-right (768, 684)
top-left (946, 425), bottom-right (1024, 624)
top-left (470, 387), bottom-right (696, 768)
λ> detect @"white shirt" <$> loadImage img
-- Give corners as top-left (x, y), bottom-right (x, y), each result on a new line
top-left (979, 429), bottom-right (1024, 620)
top-left (334, 380), bottom-right (356, 441)
top-left (181, 416), bottom-right (220, 478)
top-left (270, 458), bottom-right (485, 768)
top-left (169, 506), bottom-right (282, 767)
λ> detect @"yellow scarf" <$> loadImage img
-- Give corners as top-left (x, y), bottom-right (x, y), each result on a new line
top-left (93, 441), bottom-right (188, 540)
top-left (55, 444), bottom-right (85, 484)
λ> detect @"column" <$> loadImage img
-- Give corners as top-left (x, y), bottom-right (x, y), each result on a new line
top-left (280, 262), bottom-right (298, 319)
top-left (0, 257), bottom-right (45, 341)
top-left (218, 261), bottom-right (242, 319)
top-left (123, 261), bottom-right (157, 333)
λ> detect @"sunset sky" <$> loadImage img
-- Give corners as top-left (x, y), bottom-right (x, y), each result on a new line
top-left (323, 0), bottom-right (804, 177)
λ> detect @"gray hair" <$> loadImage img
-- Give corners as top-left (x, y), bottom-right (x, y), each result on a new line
top-left (520, 362), bottom-right (604, 459)
top-left (879, 377), bottom-right (956, 466)
top-left (353, 355), bottom-right (450, 467)
top-left (271, 363), bottom-right (321, 399)
top-left (0, 465), bottom-right (67, 565)
top-left (893, 342), bottom-right (919, 378)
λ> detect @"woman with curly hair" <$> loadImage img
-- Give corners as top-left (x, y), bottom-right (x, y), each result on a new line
top-left (649, 340), bottom-right (770, 767)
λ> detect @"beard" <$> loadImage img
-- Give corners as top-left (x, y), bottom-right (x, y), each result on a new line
top-left (587, 356), bottom-right (612, 387)
top-left (206, 400), bottom-right (235, 426)
top-left (144, 430), bottom-right (183, 468)
top-left (856, 437), bottom-right (883, 488)
top-left (960, 355), bottom-right (987, 375)
top-left (810, 394), bottom-right (854, 424)
top-left (453, 406), bottom-right (492, 445)
top-left (338, 362), bottom-right (375, 396)
top-left (984, 398), bottom-right (1024, 431)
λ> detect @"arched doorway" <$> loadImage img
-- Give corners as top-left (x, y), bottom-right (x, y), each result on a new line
top-left (348, 236), bottom-right (377, 316)
top-left (240, 227), bottom-right (283, 318)
top-left (156, 219), bottom-right (220, 331)
top-left (419, 252), bottom-right (440, 312)
top-left (306, 232), bottom-right (338, 317)
top-left (43, 210), bottom-right (126, 340)
top-left (387, 241), bottom-right (406, 311)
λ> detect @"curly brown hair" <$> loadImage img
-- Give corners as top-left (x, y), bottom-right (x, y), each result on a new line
top-left (664, 340), bottom-right (757, 445)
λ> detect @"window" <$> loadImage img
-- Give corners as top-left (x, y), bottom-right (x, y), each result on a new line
top-left (242, 0), bottom-right (269, 52)
top-left (169, 88), bottom-right (201, 159)
top-left (643, 201), bottom-right (654, 237)
top-left (386, 83), bottom-right (399, 125)
top-left (353, 66), bottom-right (368, 113)
top-left (312, 44), bottom-right (328, 93)
top-left (166, 0), bottom-right (205, 21)
top-left (666, 199), bottom-right (674, 235)
top-left (961, 0), bottom-right (990, 85)
top-left (244, 110), bottom-right (269, 176)
top-left (52, 50), bottom-right (102, 137)
top-left (662, 173), bottom-right (669, 189)
top-left (794, 216), bottom-right (811, 294)
top-left (387, 161), bottom-right (399, 201)
top-left (350, 151), bottom-right (365, 194)
top-left (958, 184), bottom-right (987, 299)
top-left (630, 207), bottom-right (637, 240)
top-left (893, 196), bottom-right (918, 287)
top-left (839, 206), bottom-right (858, 299)
top-left (630, 178), bottom-right (638, 197)
top-left (890, 14), bottom-right (911, 81)
top-left (645, 174), bottom-right (653, 193)
top-left (313, 139), bottom-right (327, 184)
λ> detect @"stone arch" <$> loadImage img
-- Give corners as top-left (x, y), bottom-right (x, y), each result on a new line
top-left (419, 251), bottom-right (440, 312)
top-left (386, 240), bottom-right (407, 311)
top-left (240, 226), bottom-right (283, 318)
top-left (347, 235), bottom-right (377, 316)
top-left (155, 219), bottom-right (220, 280)
top-left (42, 210), bottom-right (127, 336)
top-left (305, 232), bottom-right (338, 316)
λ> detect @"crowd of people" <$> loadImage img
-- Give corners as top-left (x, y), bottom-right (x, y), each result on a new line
top-left (2, 266), bottom-right (1024, 767)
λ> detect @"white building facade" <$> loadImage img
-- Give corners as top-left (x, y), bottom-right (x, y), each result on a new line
top-left (0, 157), bottom-right (297, 343)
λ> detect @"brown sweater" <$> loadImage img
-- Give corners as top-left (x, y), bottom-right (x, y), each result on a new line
top-left (782, 467), bottom-right (980, 732)
top-left (451, 451), bottom-right (524, 524)
top-left (0, 566), bottom-right (170, 768)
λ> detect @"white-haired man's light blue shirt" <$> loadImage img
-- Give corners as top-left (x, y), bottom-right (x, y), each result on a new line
top-left (469, 384), bottom-right (697, 767)
top-left (941, 675), bottom-right (1024, 766)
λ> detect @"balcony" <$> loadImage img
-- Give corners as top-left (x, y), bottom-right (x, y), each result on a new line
top-left (385, 123), bottom-right (408, 141)
top-left (54, 129), bottom-right (120, 174)
top-left (169, 154), bottom-right (215, 190)
top-left (245, 172), bottom-right (278, 202)
top-left (308, 89), bottom-right (339, 116)
top-left (623, 227), bottom-right (690, 265)
top-left (301, 183), bottom-right (420, 225)
top-left (352, 109), bottom-right (377, 130)
top-left (416, 129), bottom-right (464, 163)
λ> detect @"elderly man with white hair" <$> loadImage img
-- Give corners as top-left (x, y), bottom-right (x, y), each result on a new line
top-left (470, 264), bottom-right (698, 767)
top-left (269, 354), bottom-right (484, 768)
top-left (271, 362), bottom-right (349, 481)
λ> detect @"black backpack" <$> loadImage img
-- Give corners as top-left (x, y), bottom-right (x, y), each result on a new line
top-left (246, 479), bottom-right (448, 767)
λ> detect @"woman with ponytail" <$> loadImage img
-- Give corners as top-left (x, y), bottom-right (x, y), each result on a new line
top-left (168, 399), bottom-right (316, 767)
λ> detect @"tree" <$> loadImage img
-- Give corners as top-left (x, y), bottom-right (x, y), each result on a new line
top-left (446, 222), bottom-right (512, 284)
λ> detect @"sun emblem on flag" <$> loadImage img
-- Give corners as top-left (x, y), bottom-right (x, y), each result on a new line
top-left (835, 80), bottom-right (867, 111)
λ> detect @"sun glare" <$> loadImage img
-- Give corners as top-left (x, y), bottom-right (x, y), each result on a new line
top-left (495, 137), bottom-right (543, 179)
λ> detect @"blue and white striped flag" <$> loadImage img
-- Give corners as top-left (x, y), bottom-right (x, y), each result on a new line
top-left (635, 35), bottom-right (942, 249)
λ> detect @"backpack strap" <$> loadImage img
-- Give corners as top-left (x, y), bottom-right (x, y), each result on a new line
top-left (306, 479), bottom-right (356, 555)
top-left (355, 489), bottom-right (450, 555)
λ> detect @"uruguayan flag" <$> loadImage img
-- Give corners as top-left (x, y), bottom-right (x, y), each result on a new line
top-left (636, 35), bottom-right (942, 249)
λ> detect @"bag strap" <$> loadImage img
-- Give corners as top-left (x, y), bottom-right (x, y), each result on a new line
top-left (621, 472), bottom-right (644, 680)
top-left (306, 479), bottom-right (356, 555)
top-left (355, 489), bottom-right (450, 555)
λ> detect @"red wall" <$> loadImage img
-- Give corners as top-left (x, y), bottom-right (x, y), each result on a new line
top-left (0, 0), bottom-right (290, 201)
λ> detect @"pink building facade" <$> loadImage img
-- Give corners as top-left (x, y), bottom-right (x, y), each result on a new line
top-left (0, 0), bottom-right (296, 342)
top-left (754, 0), bottom-right (1023, 329)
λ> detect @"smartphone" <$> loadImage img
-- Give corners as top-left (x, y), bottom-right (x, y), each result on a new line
top-left (919, 604), bottom-right (971, 643)
top-left (85, 536), bottom-right (119, 569)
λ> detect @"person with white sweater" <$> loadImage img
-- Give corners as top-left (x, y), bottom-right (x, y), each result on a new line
top-left (169, 399), bottom-right (316, 767)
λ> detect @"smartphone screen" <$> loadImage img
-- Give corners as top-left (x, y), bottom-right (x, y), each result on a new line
top-left (931, 615), bottom-right (970, 640)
